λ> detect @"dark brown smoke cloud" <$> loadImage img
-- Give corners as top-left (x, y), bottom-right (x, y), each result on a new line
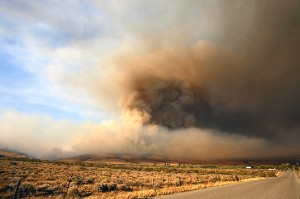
top-left (116, 0), bottom-right (300, 145)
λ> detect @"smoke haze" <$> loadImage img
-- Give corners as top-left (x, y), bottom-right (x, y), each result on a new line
top-left (1, 110), bottom-right (299, 160)
top-left (0, 0), bottom-right (299, 160)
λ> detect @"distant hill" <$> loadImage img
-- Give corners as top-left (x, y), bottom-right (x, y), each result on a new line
top-left (62, 153), bottom-right (173, 164)
top-left (0, 148), bottom-right (286, 165)
top-left (61, 153), bottom-right (283, 165)
top-left (0, 149), bottom-right (32, 160)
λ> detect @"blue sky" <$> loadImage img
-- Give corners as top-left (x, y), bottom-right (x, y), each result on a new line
top-left (0, 0), bottom-right (121, 122)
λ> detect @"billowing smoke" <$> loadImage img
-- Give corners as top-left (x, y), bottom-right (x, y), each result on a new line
top-left (65, 0), bottom-right (300, 159)
top-left (115, 0), bottom-right (300, 143)
top-left (1, 0), bottom-right (300, 160)
top-left (118, 42), bottom-right (253, 133)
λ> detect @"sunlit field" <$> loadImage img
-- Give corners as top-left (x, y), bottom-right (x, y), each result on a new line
top-left (0, 157), bottom-right (286, 199)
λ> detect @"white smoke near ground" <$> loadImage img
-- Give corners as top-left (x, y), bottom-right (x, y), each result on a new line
top-left (0, 110), bottom-right (299, 160)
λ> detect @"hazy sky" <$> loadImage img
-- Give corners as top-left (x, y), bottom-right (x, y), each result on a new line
top-left (0, 0), bottom-right (299, 160)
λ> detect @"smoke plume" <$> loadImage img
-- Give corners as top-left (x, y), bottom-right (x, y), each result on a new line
top-left (1, 0), bottom-right (300, 160)
top-left (62, 0), bottom-right (300, 159)
top-left (114, 0), bottom-right (300, 143)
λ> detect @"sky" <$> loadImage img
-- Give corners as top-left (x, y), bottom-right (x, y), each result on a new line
top-left (0, 0), bottom-right (299, 160)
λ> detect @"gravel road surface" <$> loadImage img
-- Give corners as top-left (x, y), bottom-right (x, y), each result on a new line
top-left (156, 171), bottom-right (300, 199)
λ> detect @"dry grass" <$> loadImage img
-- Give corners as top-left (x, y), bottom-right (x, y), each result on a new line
top-left (86, 178), bottom-right (266, 199)
top-left (0, 159), bottom-right (279, 198)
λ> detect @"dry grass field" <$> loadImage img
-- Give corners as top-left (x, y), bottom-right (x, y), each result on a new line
top-left (0, 154), bottom-right (282, 199)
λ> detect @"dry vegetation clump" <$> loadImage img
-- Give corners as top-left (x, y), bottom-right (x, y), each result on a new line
top-left (0, 159), bottom-right (281, 198)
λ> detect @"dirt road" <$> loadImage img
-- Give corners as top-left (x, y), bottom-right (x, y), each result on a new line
top-left (156, 171), bottom-right (300, 199)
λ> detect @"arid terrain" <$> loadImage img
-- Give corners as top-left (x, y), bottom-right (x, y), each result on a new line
top-left (1, 149), bottom-right (295, 199)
